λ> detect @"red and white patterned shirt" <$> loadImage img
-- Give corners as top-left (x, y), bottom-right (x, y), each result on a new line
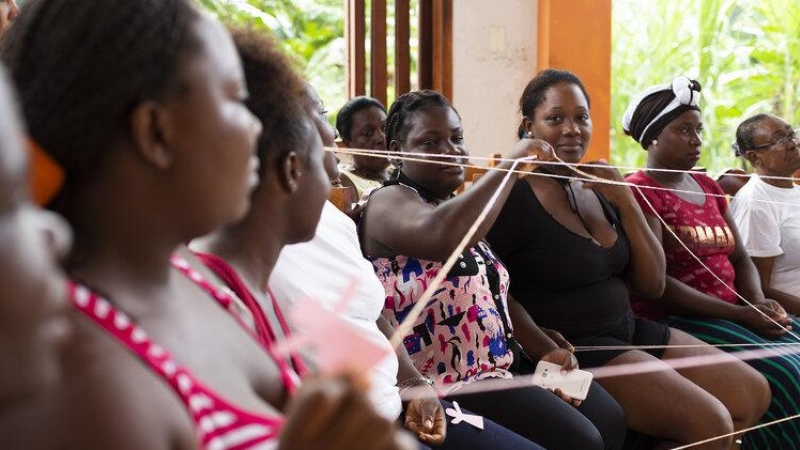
top-left (627, 171), bottom-right (737, 320)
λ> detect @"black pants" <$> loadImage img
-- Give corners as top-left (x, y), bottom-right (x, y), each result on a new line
top-left (446, 381), bottom-right (626, 450)
top-left (411, 399), bottom-right (545, 449)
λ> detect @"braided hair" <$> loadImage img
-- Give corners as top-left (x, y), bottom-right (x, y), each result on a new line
top-left (519, 69), bottom-right (591, 121)
top-left (335, 96), bottom-right (386, 142)
top-left (1, 0), bottom-right (201, 191)
top-left (230, 27), bottom-right (310, 169)
top-left (384, 89), bottom-right (458, 151)
top-left (734, 113), bottom-right (771, 157)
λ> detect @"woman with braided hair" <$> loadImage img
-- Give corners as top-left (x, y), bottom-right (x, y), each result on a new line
top-left (1, 0), bottom-right (414, 448)
top-left (361, 89), bottom-right (629, 450)
top-left (626, 76), bottom-right (800, 448)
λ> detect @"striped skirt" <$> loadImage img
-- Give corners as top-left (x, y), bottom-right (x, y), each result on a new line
top-left (665, 315), bottom-right (800, 449)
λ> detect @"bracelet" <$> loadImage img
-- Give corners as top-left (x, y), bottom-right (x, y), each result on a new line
top-left (397, 375), bottom-right (434, 390)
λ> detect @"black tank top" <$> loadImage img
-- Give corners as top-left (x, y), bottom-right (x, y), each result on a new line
top-left (486, 178), bottom-right (634, 340)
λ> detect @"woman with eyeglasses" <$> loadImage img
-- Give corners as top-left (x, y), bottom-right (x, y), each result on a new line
top-left (627, 79), bottom-right (800, 448)
top-left (730, 114), bottom-right (800, 316)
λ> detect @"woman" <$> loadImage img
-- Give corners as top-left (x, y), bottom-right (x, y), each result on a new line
top-left (0, 63), bottom-right (73, 447)
top-left (361, 89), bottom-right (628, 450)
top-left (487, 69), bottom-right (769, 449)
top-left (192, 29), bottom-right (433, 446)
top-left (731, 114), bottom-right (800, 315)
top-left (263, 81), bottom-right (544, 449)
top-left (336, 96), bottom-right (391, 200)
top-left (625, 77), bottom-right (800, 448)
top-left (2, 1), bottom-right (412, 448)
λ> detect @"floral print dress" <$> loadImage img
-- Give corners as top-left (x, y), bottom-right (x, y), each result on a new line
top-left (369, 241), bottom-right (515, 394)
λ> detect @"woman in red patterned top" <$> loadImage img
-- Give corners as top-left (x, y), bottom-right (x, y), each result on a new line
top-left (625, 76), bottom-right (800, 448)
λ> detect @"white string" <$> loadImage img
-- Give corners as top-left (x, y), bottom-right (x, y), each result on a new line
top-left (351, 145), bottom-right (800, 347)
top-left (328, 145), bottom-right (800, 184)
top-left (330, 146), bottom-right (800, 209)
top-left (332, 145), bottom-right (800, 442)
top-left (555, 154), bottom-right (800, 342)
top-left (635, 183), bottom-right (800, 341)
top-left (672, 414), bottom-right (800, 449)
top-left (396, 341), bottom-right (800, 400)
top-left (574, 342), bottom-right (800, 352)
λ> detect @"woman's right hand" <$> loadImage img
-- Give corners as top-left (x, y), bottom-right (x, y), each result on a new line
top-left (736, 304), bottom-right (791, 338)
top-left (541, 327), bottom-right (575, 353)
top-left (506, 137), bottom-right (554, 179)
top-left (540, 348), bottom-right (582, 407)
top-left (578, 160), bottom-right (637, 208)
top-left (279, 376), bottom-right (417, 450)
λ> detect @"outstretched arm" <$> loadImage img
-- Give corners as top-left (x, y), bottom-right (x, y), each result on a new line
top-left (362, 139), bottom-right (551, 261)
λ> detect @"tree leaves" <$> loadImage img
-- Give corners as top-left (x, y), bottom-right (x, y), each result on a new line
top-left (612, 0), bottom-right (800, 171)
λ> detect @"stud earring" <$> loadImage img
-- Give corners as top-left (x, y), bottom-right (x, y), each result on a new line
top-left (651, 139), bottom-right (658, 146)
top-left (527, 131), bottom-right (534, 138)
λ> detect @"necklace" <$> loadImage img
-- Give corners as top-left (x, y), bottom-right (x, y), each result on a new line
top-left (536, 167), bottom-right (591, 231)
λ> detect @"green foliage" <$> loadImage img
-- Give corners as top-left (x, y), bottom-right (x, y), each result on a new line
top-left (611, 0), bottom-right (800, 173)
top-left (198, 0), bottom-right (346, 119)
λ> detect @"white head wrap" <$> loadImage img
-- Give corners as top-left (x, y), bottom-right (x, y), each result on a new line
top-left (622, 76), bottom-right (701, 144)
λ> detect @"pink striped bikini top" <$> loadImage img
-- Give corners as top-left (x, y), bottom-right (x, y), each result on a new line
top-left (69, 256), bottom-right (285, 450)
top-left (192, 251), bottom-right (306, 394)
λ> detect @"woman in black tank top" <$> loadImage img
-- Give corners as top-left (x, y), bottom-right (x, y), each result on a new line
top-left (487, 69), bottom-right (770, 449)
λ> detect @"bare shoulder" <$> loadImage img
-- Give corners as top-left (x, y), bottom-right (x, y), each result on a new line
top-left (363, 185), bottom-right (430, 230)
top-left (364, 184), bottom-right (430, 217)
top-left (57, 311), bottom-right (196, 450)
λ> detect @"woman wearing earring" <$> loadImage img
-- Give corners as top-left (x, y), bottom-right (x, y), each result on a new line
top-left (361, 89), bottom-right (631, 450)
top-left (626, 78), bottom-right (800, 448)
top-left (730, 114), bottom-right (800, 316)
top-left (486, 69), bottom-right (769, 449)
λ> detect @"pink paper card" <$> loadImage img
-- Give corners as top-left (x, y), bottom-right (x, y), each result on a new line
top-left (275, 280), bottom-right (390, 377)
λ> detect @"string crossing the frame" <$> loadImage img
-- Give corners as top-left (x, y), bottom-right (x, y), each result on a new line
top-left (329, 146), bottom-right (800, 209)
top-left (388, 157), bottom-right (529, 346)
top-left (329, 144), bottom-right (800, 444)
top-left (328, 145), bottom-right (800, 183)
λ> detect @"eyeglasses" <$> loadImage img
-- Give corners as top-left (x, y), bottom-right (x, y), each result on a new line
top-left (751, 129), bottom-right (800, 151)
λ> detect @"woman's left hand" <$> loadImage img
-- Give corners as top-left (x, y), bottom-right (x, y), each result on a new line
top-left (541, 327), bottom-right (575, 353)
top-left (758, 298), bottom-right (793, 326)
top-left (404, 386), bottom-right (447, 445)
top-left (578, 160), bottom-right (635, 208)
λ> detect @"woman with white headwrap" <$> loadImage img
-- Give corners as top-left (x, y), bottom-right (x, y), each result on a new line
top-left (627, 77), bottom-right (800, 448)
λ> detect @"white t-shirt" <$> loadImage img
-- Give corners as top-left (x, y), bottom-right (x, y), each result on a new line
top-left (269, 201), bottom-right (402, 419)
top-left (731, 175), bottom-right (800, 296)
